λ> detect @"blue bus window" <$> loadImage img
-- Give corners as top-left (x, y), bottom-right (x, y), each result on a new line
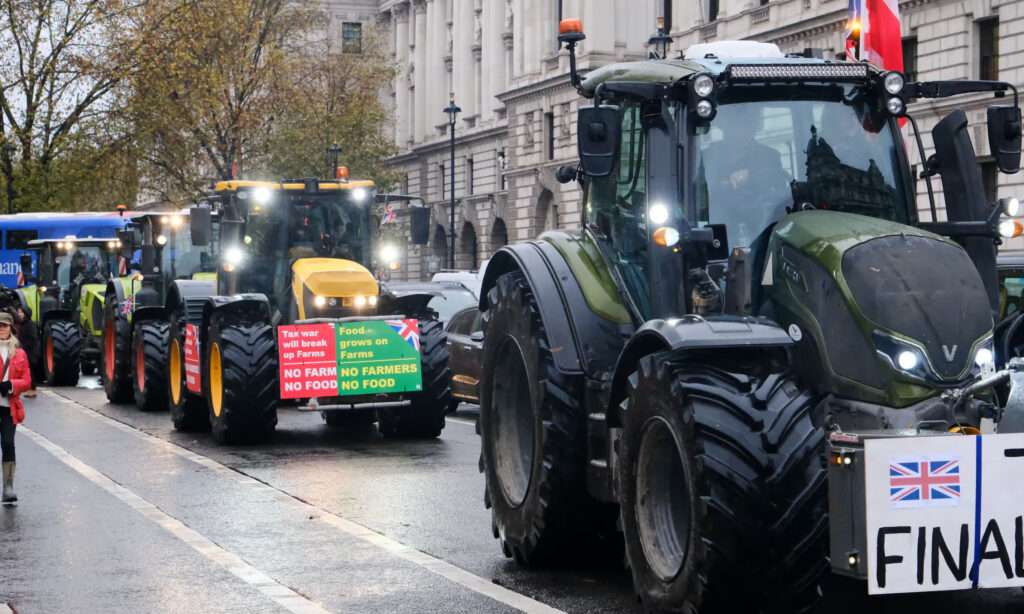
top-left (5, 230), bottom-right (37, 250)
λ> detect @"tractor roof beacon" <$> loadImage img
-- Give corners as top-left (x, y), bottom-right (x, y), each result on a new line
top-left (168, 173), bottom-right (453, 444)
top-left (477, 20), bottom-right (1024, 612)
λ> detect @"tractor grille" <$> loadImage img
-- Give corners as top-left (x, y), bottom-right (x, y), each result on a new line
top-left (842, 235), bottom-right (992, 380)
top-left (183, 297), bottom-right (207, 325)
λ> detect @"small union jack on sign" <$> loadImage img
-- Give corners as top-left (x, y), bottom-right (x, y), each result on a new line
top-left (386, 319), bottom-right (420, 352)
top-left (889, 459), bottom-right (960, 507)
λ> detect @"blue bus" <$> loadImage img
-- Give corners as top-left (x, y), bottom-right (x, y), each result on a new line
top-left (0, 212), bottom-right (135, 287)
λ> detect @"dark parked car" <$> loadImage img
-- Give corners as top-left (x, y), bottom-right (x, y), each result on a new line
top-left (445, 305), bottom-right (483, 409)
top-left (381, 281), bottom-right (477, 327)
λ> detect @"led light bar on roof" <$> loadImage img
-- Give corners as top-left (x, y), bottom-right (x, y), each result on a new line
top-left (728, 63), bottom-right (870, 82)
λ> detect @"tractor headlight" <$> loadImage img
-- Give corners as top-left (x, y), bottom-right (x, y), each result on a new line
top-left (351, 188), bottom-right (368, 203)
top-left (379, 243), bottom-right (400, 263)
top-left (354, 295), bottom-right (368, 308)
top-left (883, 71), bottom-right (905, 95)
top-left (973, 338), bottom-right (996, 374)
top-left (999, 220), bottom-right (1024, 238)
top-left (695, 99), bottom-right (715, 119)
top-left (648, 203), bottom-right (670, 225)
top-left (693, 74), bottom-right (715, 98)
top-left (252, 187), bottom-right (272, 205)
top-left (314, 295), bottom-right (327, 308)
top-left (1002, 197), bottom-right (1021, 217)
top-left (170, 215), bottom-right (184, 228)
top-left (368, 295), bottom-right (378, 307)
top-left (224, 246), bottom-right (245, 266)
top-left (885, 96), bottom-right (905, 116)
top-left (156, 234), bottom-right (168, 246)
top-left (873, 330), bottom-right (931, 381)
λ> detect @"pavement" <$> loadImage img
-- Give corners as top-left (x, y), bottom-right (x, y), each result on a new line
top-left (0, 377), bottom-right (1021, 613)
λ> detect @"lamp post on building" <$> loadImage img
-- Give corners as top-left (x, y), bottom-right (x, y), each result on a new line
top-left (443, 93), bottom-right (461, 269)
top-left (648, 17), bottom-right (672, 59)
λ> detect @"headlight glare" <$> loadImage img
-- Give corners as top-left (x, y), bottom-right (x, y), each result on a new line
top-left (883, 71), bottom-right (905, 95)
top-left (885, 96), bottom-right (905, 116)
top-left (354, 295), bottom-right (368, 308)
top-left (314, 295), bottom-right (327, 308)
top-left (693, 74), bottom-right (715, 98)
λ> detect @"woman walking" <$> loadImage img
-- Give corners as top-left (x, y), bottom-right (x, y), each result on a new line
top-left (0, 312), bottom-right (32, 503)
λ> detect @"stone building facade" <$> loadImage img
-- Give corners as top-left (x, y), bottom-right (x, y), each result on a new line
top-left (369, 0), bottom-right (1024, 280)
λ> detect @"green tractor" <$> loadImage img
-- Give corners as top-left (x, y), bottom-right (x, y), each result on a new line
top-left (166, 177), bottom-right (451, 443)
top-left (101, 211), bottom-right (217, 410)
top-left (477, 25), bottom-right (1024, 612)
top-left (17, 237), bottom-right (122, 385)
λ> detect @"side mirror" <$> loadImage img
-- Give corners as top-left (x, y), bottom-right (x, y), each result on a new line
top-left (577, 106), bottom-right (621, 177)
top-left (410, 206), bottom-right (431, 245)
top-left (117, 229), bottom-right (134, 259)
top-left (556, 165), bottom-right (578, 184)
top-left (18, 254), bottom-right (32, 286)
top-left (190, 206), bottom-right (212, 247)
top-left (988, 106), bottom-right (1022, 174)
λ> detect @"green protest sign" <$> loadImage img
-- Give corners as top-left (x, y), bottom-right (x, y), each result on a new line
top-left (335, 319), bottom-right (423, 396)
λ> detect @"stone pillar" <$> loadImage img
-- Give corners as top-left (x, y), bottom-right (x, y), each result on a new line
top-left (413, 0), bottom-right (427, 143)
top-left (482, 0), bottom-right (505, 120)
top-left (394, 3), bottom-right (411, 147)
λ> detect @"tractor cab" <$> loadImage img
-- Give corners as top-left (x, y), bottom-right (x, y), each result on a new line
top-left (200, 179), bottom-right (377, 322)
top-left (17, 237), bottom-right (122, 383)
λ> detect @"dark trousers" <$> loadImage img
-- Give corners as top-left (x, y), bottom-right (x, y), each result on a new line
top-left (0, 407), bottom-right (14, 463)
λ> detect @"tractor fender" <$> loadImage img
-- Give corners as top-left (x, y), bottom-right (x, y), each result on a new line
top-left (166, 279), bottom-right (217, 325)
top-left (104, 278), bottom-right (134, 305)
top-left (480, 240), bottom-right (628, 377)
top-left (131, 305), bottom-right (166, 324)
top-left (607, 316), bottom-right (795, 426)
top-left (41, 308), bottom-right (73, 326)
top-left (199, 294), bottom-right (272, 352)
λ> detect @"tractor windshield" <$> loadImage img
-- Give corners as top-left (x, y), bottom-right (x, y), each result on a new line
top-left (57, 246), bottom-right (110, 287)
top-left (693, 85), bottom-right (910, 248)
top-left (240, 189), bottom-right (372, 300)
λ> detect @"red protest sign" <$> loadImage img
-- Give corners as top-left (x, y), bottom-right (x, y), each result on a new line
top-left (185, 323), bottom-right (201, 393)
top-left (278, 324), bottom-right (338, 399)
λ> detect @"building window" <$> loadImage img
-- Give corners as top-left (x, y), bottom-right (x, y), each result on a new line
top-left (545, 112), bottom-right (555, 160)
top-left (708, 0), bottom-right (719, 22)
top-left (466, 158), bottom-right (474, 194)
top-left (497, 149), bottom-right (507, 190)
top-left (439, 163), bottom-right (446, 198)
top-left (661, 0), bottom-right (672, 32)
top-left (981, 159), bottom-right (998, 204)
top-left (759, 0), bottom-right (769, 5)
top-left (342, 22), bottom-right (363, 54)
top-left (978, 17), bottom-right (999, 81)
top-left (902, 36), bottom-right (918, 82)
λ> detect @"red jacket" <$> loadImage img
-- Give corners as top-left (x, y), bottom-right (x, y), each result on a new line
top-left (1, 348), bottom-right (32, 424)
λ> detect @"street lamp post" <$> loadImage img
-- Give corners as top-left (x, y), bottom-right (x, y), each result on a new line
top-left (1, 142), bottom-right (15, 215)
top-left (443, 93), bottom-right (461, 269)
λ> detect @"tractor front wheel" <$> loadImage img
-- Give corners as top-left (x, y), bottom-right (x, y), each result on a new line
top-left (101, 301), bottom-right (132, 402)
top-left (619, 355), bottom-right (828, 614)
top-left (206, 319), bottom-right (278, 445)
top-left (133, 320), bottom-right (169, 411)
top-left (478, 271), bottom-right (613, 566)
top-left (167, 315), bottom-right (209, 432)
top-left (43, 320), bottom-right (81, 386)
top-left (378, 318), bottom-right (451, 439)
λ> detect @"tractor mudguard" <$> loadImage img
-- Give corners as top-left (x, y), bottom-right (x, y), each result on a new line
top-left (608, 316), bottom-right (795, 424)
top-left (131, 305), bottom-right (166, 324)
top-left (480, 233), bottom-right (629, 377)
top-left (41, 308), bottom-right (73, 325)
top-left (199, 294), bottom-right (272, 358)
top-left (167, 278), bottom-right (217, 325)
top-left (15, 287), bottom-right (38, 320)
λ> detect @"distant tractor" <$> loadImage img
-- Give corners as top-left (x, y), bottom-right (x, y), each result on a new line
top-left (167, 176), bottom-right (452, 443)
top-left (17, 237), bottom-right (122, 385)
top-left (101, 211), bottom-right (217, 410)
top-left (476, 22), bottom-right (1024, 612)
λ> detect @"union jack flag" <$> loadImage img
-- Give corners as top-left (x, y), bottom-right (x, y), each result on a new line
top-left (890, 459), bottom-right (960, 507)
top-left (120, 295), bottom-right (134, 316)
top-left (386, 319), bottom-right (420, 351)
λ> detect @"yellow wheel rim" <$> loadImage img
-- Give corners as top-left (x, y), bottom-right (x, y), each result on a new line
top-left (209, 342), bottom-right (223, 418)
top-left (169, 338), bottom-right (182, 405)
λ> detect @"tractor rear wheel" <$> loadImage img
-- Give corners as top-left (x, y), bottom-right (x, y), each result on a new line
top-left (133, 320), bottom-right (169, 412)
top-left (478, 271), bottom-right (611, 566)
top-left (619, 354), bottom-right (828, 614)
top-left (167, 315), bottom-right (209, 432)
top-left (206, 319), bottom-right (278, 445)
top-left (43, 320), bottom-right (81, 386)
top-left (101, 301), bottom-right (132, 402)
top-left (378, 318), bottom-right (451, 439)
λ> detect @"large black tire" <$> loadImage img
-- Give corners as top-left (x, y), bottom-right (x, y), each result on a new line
top-left (378, 318), bottom-right (452, 439)
top-left (478, 271), bottom-right (612, 566)
top-left (43, 320), bottom-right (81, 386)
top-left (101, 300), bottom-right (133, 403)
top-left (132, 320), bottom-right (169, 412)
top-left (167, 314), bottom-right (209, 432)
top-left (619, 354), bottom-right (828, 614)
top-left (206, 318), bottom-right (278, 445)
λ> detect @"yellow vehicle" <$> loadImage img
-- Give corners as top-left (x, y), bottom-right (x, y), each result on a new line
top-left (167, 176), bottom-right (452, 443)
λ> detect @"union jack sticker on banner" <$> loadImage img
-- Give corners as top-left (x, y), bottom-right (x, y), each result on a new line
top-left (889, 458), bottom-right (960, 508)
top-left (386, 319), bottom-right (420, 351)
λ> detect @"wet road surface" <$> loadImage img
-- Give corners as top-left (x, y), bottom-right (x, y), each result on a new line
top-left (0, 378), bottom-right (1021, 613)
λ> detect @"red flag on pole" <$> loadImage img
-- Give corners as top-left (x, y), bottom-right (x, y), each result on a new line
top-left (847, 0), bottom-right (903, 72)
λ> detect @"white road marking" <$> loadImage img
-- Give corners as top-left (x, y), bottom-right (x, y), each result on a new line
top-left (445, 417), bottom-right (477, 427)
top-left (20, 425), bottom-right (332, 614)
top-left (39, 389), bottom-right (565, 614)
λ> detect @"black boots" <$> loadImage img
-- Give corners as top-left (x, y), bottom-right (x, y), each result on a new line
top-left (2, 461), bottom-right (16, 503)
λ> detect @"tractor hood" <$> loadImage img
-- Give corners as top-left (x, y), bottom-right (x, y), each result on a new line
top-left (767, 211), bottom-right (993, 406)
top-left (291, 258), bottom-right (378, 320)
